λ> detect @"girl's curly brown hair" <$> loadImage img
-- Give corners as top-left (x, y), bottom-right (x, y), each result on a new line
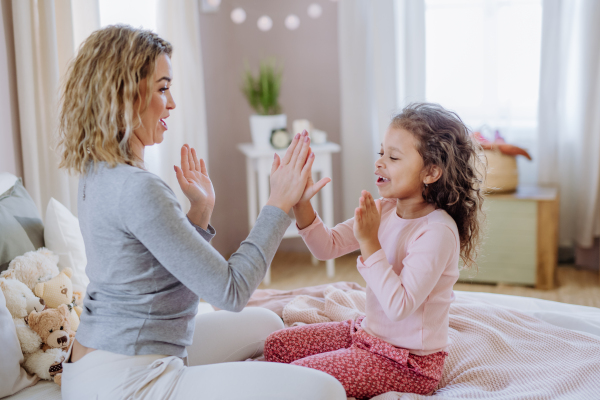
top-left (58, 25), bottom-right (172, 174)
top-left (391, 103), bottom-right (485, 270)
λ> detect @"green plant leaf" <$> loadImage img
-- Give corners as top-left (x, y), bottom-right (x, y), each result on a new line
top-left (241, 57), bottom-right (283, 115)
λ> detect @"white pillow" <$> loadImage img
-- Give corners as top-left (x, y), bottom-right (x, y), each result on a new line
top-left (0, 172), bottom-right (18, 195)
top-left (43, 198), bottom-right (89, 293)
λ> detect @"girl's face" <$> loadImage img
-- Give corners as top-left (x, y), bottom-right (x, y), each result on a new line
top-left (375, 127), bottom-right (428, 200)
top-left (133, 54), bottom-right (176, 147)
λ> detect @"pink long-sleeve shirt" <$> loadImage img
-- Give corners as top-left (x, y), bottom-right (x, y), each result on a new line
top-left (298, 198), bottom-right (460, 355)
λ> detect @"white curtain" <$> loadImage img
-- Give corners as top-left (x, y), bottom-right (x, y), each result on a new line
top-left (11, 0), bottom-right (100, 218)
top-left (338, 0), bottom-right (425, 219)
top-left (151, 0), bottom-right (209, 212)
top-left (537, 0), bottom-right (600, 248)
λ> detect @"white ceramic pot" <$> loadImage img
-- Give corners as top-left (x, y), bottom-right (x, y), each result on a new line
top-left (249, 114), bottom-right (287, 149)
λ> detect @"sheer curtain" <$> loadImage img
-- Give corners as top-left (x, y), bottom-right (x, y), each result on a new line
top-left (537, 0), bottom-right (600, 251)
top-left (338, 0), bottom-right (425, 219)
top-left (152, 0), bottom-right (209, 212)
top-left (11, 0), bottom-right (100, 217)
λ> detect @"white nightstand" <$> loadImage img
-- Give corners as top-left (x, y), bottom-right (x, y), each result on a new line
top-left (237, 142), bottom-right (341, 285)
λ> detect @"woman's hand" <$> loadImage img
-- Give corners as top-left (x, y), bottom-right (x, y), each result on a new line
top-left (354, 190), bottom-right (382, 261)
top-left (174, 144), bottom-right (215, 229)
top-left (266, 131), bottom-right (314, 214)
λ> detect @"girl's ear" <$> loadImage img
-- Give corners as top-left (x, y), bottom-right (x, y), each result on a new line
top-left (425, 165), bottom-right (443, 185)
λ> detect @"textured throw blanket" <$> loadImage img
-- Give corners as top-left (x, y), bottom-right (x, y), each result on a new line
top-left (271, 286), bottom-right (600, 400)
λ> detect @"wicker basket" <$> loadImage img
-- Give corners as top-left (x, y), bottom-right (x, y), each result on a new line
top-left (479, 149), bottom-right (519, 193)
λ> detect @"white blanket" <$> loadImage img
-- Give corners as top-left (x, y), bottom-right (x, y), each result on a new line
top-left (282, 288), bottom-right (600, 400)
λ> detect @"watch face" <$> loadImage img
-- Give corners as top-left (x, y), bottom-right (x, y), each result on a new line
top-left (270, 128), bottom-right (291, 149)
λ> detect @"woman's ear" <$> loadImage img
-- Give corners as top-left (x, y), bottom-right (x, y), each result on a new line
top-left (424, 165), bottom-right (443, 185)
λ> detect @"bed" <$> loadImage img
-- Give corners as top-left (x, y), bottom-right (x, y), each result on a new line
top-left (5, 291), bottom-right (600, 400)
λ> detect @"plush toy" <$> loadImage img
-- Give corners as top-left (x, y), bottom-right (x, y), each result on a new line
top-left (24, 304), bottom-right (74, 385)
top-left (0, 277), bottom-right (46, 318)
top-left (0, 278), bottom-right (45, 354)
top-left (33, 267), bottom-right (82, 331)
top-left (1, 248), bottom-right (60, 291)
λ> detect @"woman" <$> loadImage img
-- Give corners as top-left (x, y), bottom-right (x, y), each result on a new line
top-left (57, 25), bottom-right (345, 399)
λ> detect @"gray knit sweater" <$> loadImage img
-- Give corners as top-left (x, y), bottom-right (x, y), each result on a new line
top-left (75, 162), bottom-right (290, 357)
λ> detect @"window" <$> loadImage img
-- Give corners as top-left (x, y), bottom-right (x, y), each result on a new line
top-left (425, 0), bottom-right (542, 141)
top-left (99, 0), bottom-right (158, 31)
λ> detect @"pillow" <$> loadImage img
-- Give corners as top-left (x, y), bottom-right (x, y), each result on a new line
top-left (0, 172), bottom-right (19, 195)
top-left (0, 179), bottom-right (45, 272)
top-left (0, 287), bottom-right (39, 397)
top-left (44, 198), bottom-right (89, 293)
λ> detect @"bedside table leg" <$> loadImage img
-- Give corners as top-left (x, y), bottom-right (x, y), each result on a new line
top-left (264, 265), bottom-right (271, 286)
top-left (326, 259), bottom-right (335, 278)
top-left (536, 199), bottom-right (559, 290)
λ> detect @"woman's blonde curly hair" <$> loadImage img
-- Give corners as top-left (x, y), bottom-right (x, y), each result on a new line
top-left (391, 103), bottom-right (486, 271)
top-left (58, 25), bottom-right (172, 174)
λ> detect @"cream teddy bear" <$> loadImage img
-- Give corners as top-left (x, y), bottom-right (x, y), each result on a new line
top-left (1, 248), bottom-right (60, 291)
top-left (33, 267), bottom-right (82, 331)
top-left (25, 304), bottom-right (74, 385)
top-left (0, 278), bottom-right (45, 354)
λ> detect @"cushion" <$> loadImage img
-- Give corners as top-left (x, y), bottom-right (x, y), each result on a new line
top-left (0, 172), bottom-right (18, 195)
top-left (0, 179), bottom-right (45, 272)
top-left (44, 198), bottom-right (89, 293)
top-left (0, 287), bottom-right (39, 398)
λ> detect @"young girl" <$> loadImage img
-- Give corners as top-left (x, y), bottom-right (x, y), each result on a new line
top-left (264, 103), bottom-right (484, 399)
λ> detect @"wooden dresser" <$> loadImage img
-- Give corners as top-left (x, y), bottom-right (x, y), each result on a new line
top-left (458, 186), bottom-right (559, 289)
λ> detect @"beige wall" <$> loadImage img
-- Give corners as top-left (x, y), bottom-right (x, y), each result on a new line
top-left (199, 0), bottom-right (343, 256)
top-left (0, 0), bottom-right (21, 178)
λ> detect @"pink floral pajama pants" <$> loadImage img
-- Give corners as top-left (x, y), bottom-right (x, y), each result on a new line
top-left (264, 317), bottom-right (447, 400)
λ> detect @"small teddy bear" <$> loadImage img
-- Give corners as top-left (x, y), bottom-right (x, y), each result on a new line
top-left (1, 248), bottom-right (60, 291)
top-left (0, 277), bottom-right (45, 355)
top-left (24, 304), bottom-right (75, 385)
top-left (34, 267), bottom-right (82, 331)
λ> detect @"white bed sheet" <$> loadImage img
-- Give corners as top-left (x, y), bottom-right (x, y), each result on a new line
top-left (455, 291), bottom-right (600, 339)
top-left (4, 292), bottom-right (599, 400)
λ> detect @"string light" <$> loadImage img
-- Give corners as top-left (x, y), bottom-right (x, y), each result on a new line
top-left (308, 3), bottom-right (322, 19)
top-left (285, 14), bottom-right (300, 30)
top-left (231, 8), bottom-right (246, 24)
top-left (257, 15), bottom-right (273, 31)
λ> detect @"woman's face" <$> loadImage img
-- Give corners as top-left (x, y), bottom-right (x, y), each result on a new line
top-left (133, 54), bottom-right (176, 147)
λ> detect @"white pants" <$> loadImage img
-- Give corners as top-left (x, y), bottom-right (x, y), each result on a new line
top-left (61, 307), bottom-right (346, 400)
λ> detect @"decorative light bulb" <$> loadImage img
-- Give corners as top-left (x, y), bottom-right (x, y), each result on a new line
top-left (231, 8), bottom-right (246, 24)
top-left (308, 3), bottom-right (322, 19)
top-left (285, 14), bottom-right (300, 30)
top-left (257, 15), bottom-right (273, 31)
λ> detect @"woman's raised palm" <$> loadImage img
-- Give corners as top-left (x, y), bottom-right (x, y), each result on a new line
top-left (174, 145), bottom-right (215, 210)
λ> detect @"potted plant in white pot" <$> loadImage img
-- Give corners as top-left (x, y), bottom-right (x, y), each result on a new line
top-left (242, 58), bottom-right (289, 149)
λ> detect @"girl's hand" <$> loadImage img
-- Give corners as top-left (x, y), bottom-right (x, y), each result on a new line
top-left (291, 154), bottom-right (331, 230)
top-left (296, 164), bottom-right (331, 206)
top-left (354, 190), bottom-right (382, 260)
top-left (266, 131), bottom-right (313, 214)
top-left (175, 144), bottom-right (215, 229)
